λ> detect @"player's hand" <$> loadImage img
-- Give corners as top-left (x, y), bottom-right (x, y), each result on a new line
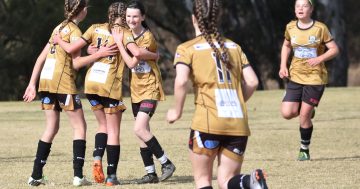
top-left (23, 85), bottom-right (36, 102)
top-left (111, 27), bottom-right (124, 43)
top-left (87, 44), bottom-right (98, 55)
top-left (166, 108), bottom-right (181, 124)
top-left (279, 67), bottom-right (289, 79)
top-left (307, 57), bottom-right (322, 67)
top-left (96, 44), bottom-right (118, 58)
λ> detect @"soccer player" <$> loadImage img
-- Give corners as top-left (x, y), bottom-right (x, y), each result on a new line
top-left (112, 0), bottom-right (176, 184)
top-left (23, 0), bottom-right (91, 186)
top-left (167, 0), bottom-right (268, 189)
top-left (279, 0), bottom-right (339, 161)
top-left (53, 2), bottom-right (128, 186)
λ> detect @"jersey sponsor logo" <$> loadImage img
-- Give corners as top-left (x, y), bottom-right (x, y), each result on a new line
top-left (204, 140), bottom-right (220, 149)
top-left (140, 102), bottom-right (154, 109)
top-left (294, 47), bottom-right (317, 59)
top-left (175, 52), bottom-right (180, 58)
top-left (40, 58), bottom-right (56, 80)
top-left (94, 28), bottom-right (111, 36)
top-left (309, 36), bottom-right (317, 44)
top-left (88, 62), bottom-right (110, 83)
top-left (194, 42), bottom-right (237, 50)
top-left (132, 61), bottom-right (151, 73)
top-left (215, 89), bottom-right (243, 118)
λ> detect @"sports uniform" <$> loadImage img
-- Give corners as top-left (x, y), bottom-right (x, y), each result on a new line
top-left (283, 20), bottom-right (333, 106)
top-left (39, 21), bottom-right (83, 111)
top-left (124, 29), bottom-right (165, 116)
top-left (81, 23), bottom-right (126, 113)
top-left (174, 35), bottom-right (251, 162)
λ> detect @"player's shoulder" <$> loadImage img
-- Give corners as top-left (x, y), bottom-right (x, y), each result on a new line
top-left (178, 36), bottom-right (204, 50)
top-left (313, 20), bottom-right (328, 29)
top-left (286, 20), bottom-right (297, 29)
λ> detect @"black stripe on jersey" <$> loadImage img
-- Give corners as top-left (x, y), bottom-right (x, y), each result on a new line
top-left (242, 64), bottom-right (251, 69)
top-left (174, 62), bottom-right (191, 69)
top-left (80, 37), bottom-right (90, 44)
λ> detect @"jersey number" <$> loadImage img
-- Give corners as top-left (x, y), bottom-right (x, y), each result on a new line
top-left (96, 37), bottom-right (113, 60)
top-left (211, 52), bottom-right (231, 84)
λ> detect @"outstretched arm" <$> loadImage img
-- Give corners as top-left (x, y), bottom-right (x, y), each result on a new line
top-left (167, 64), bottom-right (190, 123)
top-left (53, 33), bottom-right (87, 54)
top-left (23, 43), bottom-right (51, 102)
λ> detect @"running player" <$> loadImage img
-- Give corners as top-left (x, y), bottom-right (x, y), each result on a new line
top-left (167, 0), bottom-right (268, 189)
top-left (53, 2), bottom-right (128, 186)
top-left (112, 0), bottom-right (176, 184)
top-left (279, 0), bottom-right (339, 161)
top-left (23, 0), bottom-right (91, 186)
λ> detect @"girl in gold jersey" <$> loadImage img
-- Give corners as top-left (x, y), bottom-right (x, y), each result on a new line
top-left (279, 0), bottom-right (339, 161)
top-left (23, 0), bottom-right (91, 186)
top-left (112, 0), bottom-right (175, 184)
top-left (53, 2), bottom-right (128, 186)
top-left (167, 0), bottom-right (268, 189)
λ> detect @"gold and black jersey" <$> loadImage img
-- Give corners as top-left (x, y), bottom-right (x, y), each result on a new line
top-left (39, 21), bottom-right (81, 94)
top-left (124, 29), bottom-right (165, 103)
top-left (174, 35), bottom-right (251, 136)
top-left (81, 23), bottom-right (126, 100)
top-left (285, 20), bottom-right (333, 85)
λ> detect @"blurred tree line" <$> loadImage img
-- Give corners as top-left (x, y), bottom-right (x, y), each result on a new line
top-left (0, 0), bottom-right (358, 100)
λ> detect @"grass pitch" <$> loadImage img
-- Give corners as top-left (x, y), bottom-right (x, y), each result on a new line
top-left (0, 87), bottom-right (359, 189)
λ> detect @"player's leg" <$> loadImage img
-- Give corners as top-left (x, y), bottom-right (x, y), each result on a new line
top-left (281, 81), bottom-right (303, 119)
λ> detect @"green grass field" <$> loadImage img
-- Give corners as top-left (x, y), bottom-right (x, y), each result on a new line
top-left (0, 87), bottom-right (359, 189)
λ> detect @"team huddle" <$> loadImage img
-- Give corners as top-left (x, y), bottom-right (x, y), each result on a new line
top-left (22, 0), bottom-right (339, 188)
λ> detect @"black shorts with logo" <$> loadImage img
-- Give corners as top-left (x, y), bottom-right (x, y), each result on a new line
top-left (86, 94), bottom-right (126, 114)
top-left (39, 92), bottom-right (82, 111)
top-left (132, 100), bottom-right (157, 118)
top-left (283, 80), bottom-right (325, 106)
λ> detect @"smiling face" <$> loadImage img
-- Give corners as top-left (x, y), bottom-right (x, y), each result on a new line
top-left (126, 8), bottom-right (145, 30)
top-left (295, 0), bottom-right (313, 20)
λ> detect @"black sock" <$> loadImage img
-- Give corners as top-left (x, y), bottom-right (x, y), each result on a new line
top-left (73, 140), bottom-right (86, 178)
top-left (93, 133), bottom-right (107, 158)
top-left (199, 186), bottom-right (213, 189)
top-left (145, 137), bottom-right (171, 165)
top-left (31, 140), bottom-right (52, 179)
top-left (140, 147), bottom-right (155, 173)
top-left (228, 174), bottom-right (250, 189)
top-left (106, 145), bottom-right (120, 176)
top-left (300, 126), bottom-right (313, 150)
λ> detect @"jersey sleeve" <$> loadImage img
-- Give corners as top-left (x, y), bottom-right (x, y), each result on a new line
top-left (81, 25), bottom-right (94, 44)
top-left (322, 24), bottom-right (333, 43)
top-left (69, 27), bottom-right (82, 44)
top-left (123, 29), bottom-right (135, 47)
top-left (284, 25), bottom-right (290, 41)
top-left (173, 45), bottom-right (192, 67)
top-left (237, 46), bottom-right (250, 68)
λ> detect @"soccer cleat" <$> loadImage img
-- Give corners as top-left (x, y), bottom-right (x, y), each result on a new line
top-left (73, 176), bottom-right (91, 186)
top-left (132, 173), bottom-right (159, 184)
top-left (92, 160), bottom-right (105, 183)
top-left (250, 169), bottom-right (268, 189)
top-left (28, 176), bottom-right (45, 186)
top-left (298, 150), bottom-right (310, 161)
top-left (105, 175), bottom-right (121, 186)
top-left (159, 162), bottom-right (176, 181)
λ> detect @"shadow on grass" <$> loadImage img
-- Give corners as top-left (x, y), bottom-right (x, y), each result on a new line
top-left (311, 155), bottom-right (360, 161)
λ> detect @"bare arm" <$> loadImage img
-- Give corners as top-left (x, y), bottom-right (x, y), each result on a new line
top-left (23, 43), bottom-right (51, 102)
top-left (167, 64), bottom-right (190, 123)
top-left (72, 44), bottom-right (118, 70)
top-left (127, 43), bottom-right (159, 60)
top-left (307, 40), bottom-right (339, 66)
top-left (53, 33), bottom-right (87, 54)
top-left (112, 28), bottom-right (139, 68)
top-left (241, 66), bottom-right (259, 102)
top-left (279, 39), bottom-right (292, 79)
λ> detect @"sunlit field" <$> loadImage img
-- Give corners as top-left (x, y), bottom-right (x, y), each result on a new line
top-left (0, 88), bottom-right (359, 189)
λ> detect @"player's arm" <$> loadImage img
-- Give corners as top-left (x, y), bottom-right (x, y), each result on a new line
top-left (241, 65), bottom-right (258, 102)
top-left (167, 64), bottom-right (190, 123)
top-left (127, 43), bottom-right (159, 60)
top-left (53, 34), bottom-right (87, 54)
top-left (307, 40), bottom-right (339, 67)
top-left (112, 28), bottom-right (140, 68)
top-left (23, 43), bottom-right (51, 102)
top-left (279, 39), bottom-right (291, 79)
top-left (71, 44), bottom-right (118, 70)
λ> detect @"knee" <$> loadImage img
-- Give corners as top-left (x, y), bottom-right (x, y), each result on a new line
top-left (133, 126), bottom-right (145, 138)
top-left (281, 110), bottom-right (298, 119)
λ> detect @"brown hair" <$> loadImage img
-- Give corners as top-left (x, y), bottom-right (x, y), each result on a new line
top-left (193, 0), bottom-right (231, 69)
top-left (108, 2), bottom-right (128, 31)
top-left (58, 0), bottom-right (87, 33)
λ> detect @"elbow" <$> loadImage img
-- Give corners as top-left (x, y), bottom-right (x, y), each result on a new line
top-left (248, 77), bottom-right (259, 89)
top-left (131, 49), bottom-right (141, 58)
top-left (72, 59), bottom-right (81, 70)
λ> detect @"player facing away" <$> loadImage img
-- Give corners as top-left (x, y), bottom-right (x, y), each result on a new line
top-left (23, 0), bottom-right (91, 186)
top-left (53, 2), bottom-right (128, 186)
top-left (112, 0), bottom-right (176, 184)
top-left (167, 0), bottom-right (268, 189)
top-left (279, 0), bottom-right (339, 161)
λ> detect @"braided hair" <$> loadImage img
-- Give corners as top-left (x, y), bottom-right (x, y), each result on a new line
top-left (108, 2), bottom-right (128, 32)
top-left (58, 0), bottom-right (87, 33)
top-left (193, 0), bottom-right (232, 69)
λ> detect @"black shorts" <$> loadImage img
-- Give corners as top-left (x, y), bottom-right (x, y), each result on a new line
top-left (132, 100), bottom-right (157, 118)
top-left (283, 80), bottom-right (325, 106)
top-left (189, 129), bottom-right (248, 162)
top-left (39, 92), bottom-right (82, 111)
top-left (86, 94), bottom-right (126, 114)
